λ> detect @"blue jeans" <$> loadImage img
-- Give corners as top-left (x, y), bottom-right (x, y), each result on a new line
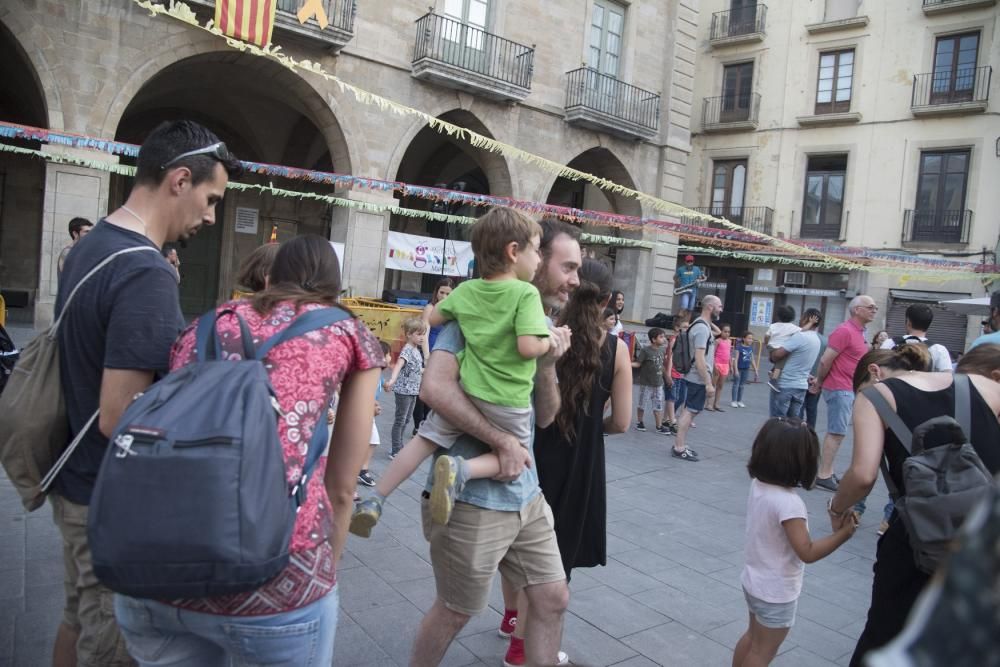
top-left (769, 387), bottom-right (806, 418)
top-left (114, 587), bottom-right (339, 666)
top-left (670, 377), bottom-right (688, 410)
top-left (731, 367), bottom-right (751, 403)
top-left (803, 390), bottom-right (820, 430)
top-left (678, 290), bottom-right (697, 311)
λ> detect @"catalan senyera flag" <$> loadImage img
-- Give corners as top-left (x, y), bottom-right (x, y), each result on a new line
top-left (215, 0), bottom-right (277, 48)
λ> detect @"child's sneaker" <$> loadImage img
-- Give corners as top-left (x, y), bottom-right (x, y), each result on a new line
top-left (350, 496), bottom-right (384, 538)
top-left (635, 421), bottom-right (647, 432)
top-left (656, 424), bottom-right (672, 436)
top-left (738, 401), bottom-right (746, 408)
top-left (357, 470), bottom-right (376, 487)
top-left (430, 455), bottom-right (468, 525)
top-left (498, 610), bottom-right (518, 638)
top-left (730, 401), bottom-right (739, 408)
top-left (668, 421), bottom-right (678, 435)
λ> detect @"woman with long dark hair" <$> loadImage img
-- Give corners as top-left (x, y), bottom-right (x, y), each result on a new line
top-left (535, 259), bottom-right (633, 576)
top-left (114, 235), bottom-right (384, 665)
top-left (609, 289), bottom-right (625, 336)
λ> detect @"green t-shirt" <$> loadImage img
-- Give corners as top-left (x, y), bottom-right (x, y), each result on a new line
top-left (636, 344), bottom-right (666, 386)
top-left (437, 278), bottom-right (550, 407)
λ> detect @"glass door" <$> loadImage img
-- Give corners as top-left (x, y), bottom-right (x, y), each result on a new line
top-left (931, 32), bottom-right (979, 104)
top-left (721, 62), bottom-right (753, 122)
top-left (710, 160), bottom-right (747, 226)
top-left (442, 0), bottom-right (489, 73)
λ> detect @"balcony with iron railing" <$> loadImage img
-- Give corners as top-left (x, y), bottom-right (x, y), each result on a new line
top-left (411, 12), bottom-right (534, 102)
top-left (709, 4), bottom-right (767, 47)
top-left (911, 66), bottom-right (992, 115)
top-left (701, 93), bottom-right (760, 132)
top-left (682, 206), bottom-right (775, 236)
top-left (184, 0), bottom-right (355, 50)
top-left (922, 0), bottom-right (997, 15)
top-left (563, 68), bottom-right (660, 140)
top-left (902, 209), bottom-right (972, 245)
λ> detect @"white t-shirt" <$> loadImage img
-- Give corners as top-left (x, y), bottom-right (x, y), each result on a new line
top-left (741, 478), bottom-right (807, 603)
top-left (766, 322), bottom-right (800, 348)
top-left (879, 335), bottom-right (952, 373)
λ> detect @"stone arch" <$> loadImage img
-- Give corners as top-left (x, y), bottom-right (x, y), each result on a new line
top-left (543, 147), bottom-right (643, 220)
top-left (0, 11), bottom-right (58, 128)
top-left (96, 40), bottom-right (355, 176)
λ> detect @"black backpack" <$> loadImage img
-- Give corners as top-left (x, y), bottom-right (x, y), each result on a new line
top-left (672, 319), bottom-right (711, 375)
top-left (891, 335), bottom-right (938, 351)
top-left (862, 375), bottom-right (993, 574)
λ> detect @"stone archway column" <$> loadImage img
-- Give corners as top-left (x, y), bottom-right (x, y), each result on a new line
top-left (35, 145), bottom-right (117, 328)
top-left (330, 189), bottom-right (398, 298)
top-left (612, 227), bottom-right (679, 323)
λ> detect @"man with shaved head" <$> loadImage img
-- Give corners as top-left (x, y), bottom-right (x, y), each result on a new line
top-left (809, 294), bottom-right (878, 490)
top-left (672, 294), bottom-right (723, 462)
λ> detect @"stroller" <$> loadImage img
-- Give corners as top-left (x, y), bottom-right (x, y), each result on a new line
top-left (0, 324), bottom-right (19, 395)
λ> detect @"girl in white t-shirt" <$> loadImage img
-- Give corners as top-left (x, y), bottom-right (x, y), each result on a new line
top-left (735, 417), bottom-right (857, 666)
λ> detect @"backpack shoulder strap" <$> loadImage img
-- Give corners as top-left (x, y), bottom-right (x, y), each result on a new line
top-left (953, 373), bottom-right (972, 437)
top-left (891, 335), bottom-right (906, 348)
top-left (52, 246), bottom-right (161, 332)
top-left (256, 306), bottom-right (352, 359)
top-left (861, 384), bottom-right (911, 501)
top-left (195, 308), bottom-right (256, 362)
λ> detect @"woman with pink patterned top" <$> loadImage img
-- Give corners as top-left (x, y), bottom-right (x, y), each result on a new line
top-left (113, 235), bottom-right (384, 666)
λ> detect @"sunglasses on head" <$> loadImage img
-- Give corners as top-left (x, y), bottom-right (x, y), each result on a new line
top-left (160, 142), bottom-right (231, 170)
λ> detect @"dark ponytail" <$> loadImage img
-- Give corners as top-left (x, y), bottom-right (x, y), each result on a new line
top-left (554, 259), bottom-right (613, 439)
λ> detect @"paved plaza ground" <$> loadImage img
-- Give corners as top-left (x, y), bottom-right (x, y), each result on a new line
top-left (0, 323), bottom-right (889, 666)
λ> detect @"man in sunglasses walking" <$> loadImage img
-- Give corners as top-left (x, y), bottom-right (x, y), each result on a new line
top-left (50, 120), bottom-right (241, 667)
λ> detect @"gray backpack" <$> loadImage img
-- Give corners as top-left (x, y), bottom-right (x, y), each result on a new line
top-left (0, 247), bottom-right (159, 511)
top-left (863, 374), bottom-right (993, 574)
top-left (88, 305), bottom-right (349, 599)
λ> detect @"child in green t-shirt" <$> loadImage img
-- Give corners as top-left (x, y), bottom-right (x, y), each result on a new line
top-left (351, 208), bottom-right (554, 536)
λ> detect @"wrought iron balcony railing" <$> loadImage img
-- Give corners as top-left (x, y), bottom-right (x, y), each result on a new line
top-left (184, 0), bottom-right (355, 49)
top-left (275, 0), bottom-right (355, 32)
top-left (564, 67), bottom-right (660, 138)
top-left (911, 65), bottom-right (991, 109)
top-left (710, 4), bottom-right (767, 42)
top-left (702, 93), bottom-right (761, 130)
top-left (412, 12), bottom-right (534, 96)
top-left (903, 209), bottom-right (972, 244)
top-left (683, 206), bottom-right (774, 236)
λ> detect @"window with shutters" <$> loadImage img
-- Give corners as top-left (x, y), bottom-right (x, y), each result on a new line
top-left (815, 49), bottom-right (854, 114)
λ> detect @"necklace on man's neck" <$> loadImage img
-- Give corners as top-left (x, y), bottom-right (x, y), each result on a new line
top-left (120, 205), bottom-right (148, 235)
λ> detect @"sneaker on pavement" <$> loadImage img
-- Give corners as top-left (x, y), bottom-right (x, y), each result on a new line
top-left (504, 648), bottom-right (569, 667)
top-left (876, 520), bottom-right (889, 536)
top-left (656, 424), bottom-right (672, 435)
top-left (668, 421), bottom-right (678, 434)
top-left (672, 448), bottom-right (699, 462)
top-left (498, 612), bottom-right (517, 638)
top-left (350, 497), bottom-right (384, 538)
top-left (738, 401), bottom-right (746, 408)
top-left (635, 421), bottom-right (647, 432)
top-left (730, 401), bottom-right (739, 408)
top-left (357, 470), bottom-right (376, 487)
top-left (814, 475), bottom-right (840, 492)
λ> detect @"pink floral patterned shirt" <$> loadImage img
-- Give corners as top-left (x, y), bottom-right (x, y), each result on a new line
top-left (167, 300), bottom-right (384, 615)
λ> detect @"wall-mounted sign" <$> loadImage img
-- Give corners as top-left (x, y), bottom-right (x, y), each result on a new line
top-left (750, 296), bottom-right (774, 327)
top-left (385, 231), bottom-right (474, 277)
top-left (235, 207), bottom-right (259, 235)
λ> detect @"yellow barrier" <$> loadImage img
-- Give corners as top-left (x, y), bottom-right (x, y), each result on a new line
top-left (341, 298), bottom-right (423, 351)
top-left (0, 294), bottom-right (5, 328)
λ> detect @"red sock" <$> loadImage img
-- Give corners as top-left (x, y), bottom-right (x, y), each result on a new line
top-left (502, 608), bottom-right (517, 622)
top-left (506, 636), bottom-right (525, 662)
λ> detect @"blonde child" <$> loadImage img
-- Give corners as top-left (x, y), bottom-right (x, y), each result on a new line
top-left (351, 208), bottom-right (560, 536)
top-left (385, 318), bottom-right (426, 458)
top-left (735, 418), bottom-right (857, 666)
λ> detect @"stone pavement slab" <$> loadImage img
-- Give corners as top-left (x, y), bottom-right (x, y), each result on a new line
top-left (1, 323), bottom-right (886, 666)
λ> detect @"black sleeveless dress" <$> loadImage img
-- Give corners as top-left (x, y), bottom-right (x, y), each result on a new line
top-left (851, 376), bottom-right (1000, 667)
top-left (534, 332), bottom-right (617, 578)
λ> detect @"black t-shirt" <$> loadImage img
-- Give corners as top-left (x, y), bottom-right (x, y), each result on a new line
top-left (54, 221), bottom-right (184, 504)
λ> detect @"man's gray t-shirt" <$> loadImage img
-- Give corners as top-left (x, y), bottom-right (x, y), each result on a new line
top-left (776, 331), bottom-right (822, 390)
top-left (423, 322), bottom-right (541, 512)
top-left (683, 318), bottom-right (715, 385)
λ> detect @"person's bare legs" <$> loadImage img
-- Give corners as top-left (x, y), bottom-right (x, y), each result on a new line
top-left (52, 623), bottom-right (78, 667)
top-left (653, 408), bottom-right (663, 429)
top-left (512, 589), bottom-right (529, 641)
top-left (409, 598), bottom-right (470, 667)
top-left (713, 372), bottom-right (726, 410)
top-left (462, 452), bottom-right (501, 480)
top-left (636, 406), bottom-right (645, 426)
top-left (674, 407), bottom-right (695, 453)
top-left (817, 433), bottom-right (845, 480)
top-left (665, 395), bottom-right (676, 425)
top-left (372, 436), bottom-right (437, 497)
top-left (734, 614), bottom-right (790, 667)
top-left (522, 581), bottom-right (569, 665)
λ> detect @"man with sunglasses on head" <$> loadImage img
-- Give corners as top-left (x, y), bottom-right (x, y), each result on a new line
top-left (50, 120), bottom-right (241, 667)
top-left (808, 294), bottom-right (879, 492)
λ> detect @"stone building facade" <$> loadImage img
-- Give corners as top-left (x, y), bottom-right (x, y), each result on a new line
top-left (0, 0), bottom-right (700, 326)
top-left (684, 0), bottom-right (999, 353)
